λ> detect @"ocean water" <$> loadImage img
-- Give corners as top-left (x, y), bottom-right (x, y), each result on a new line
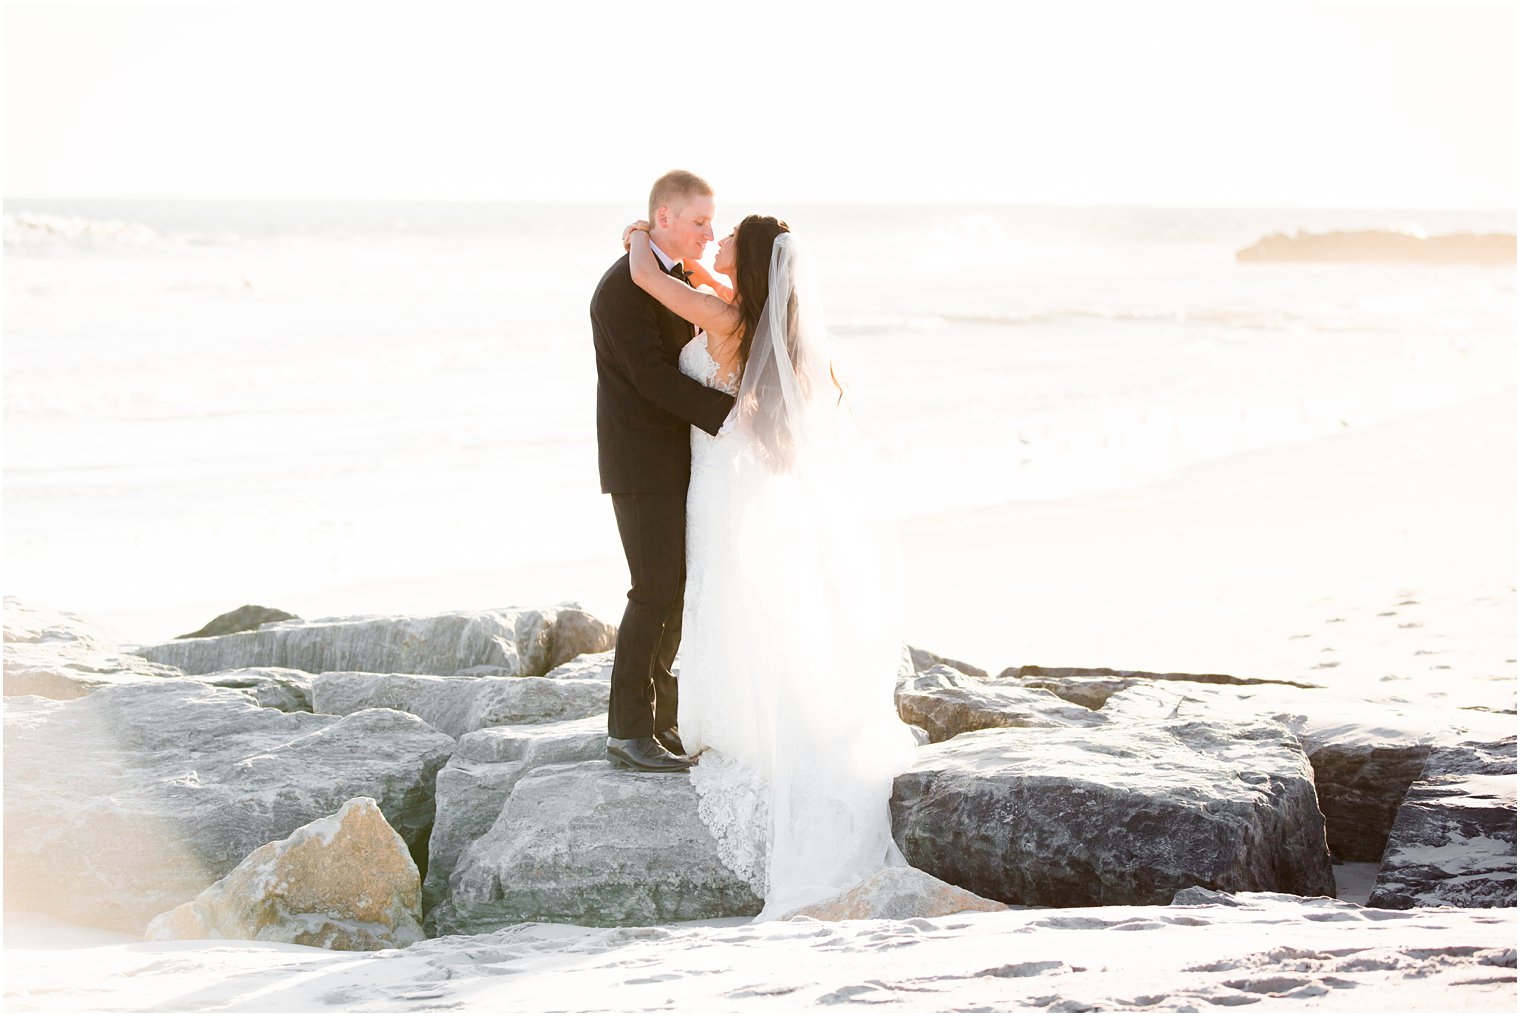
top-left (3, 200), bottom-right (1515, 639)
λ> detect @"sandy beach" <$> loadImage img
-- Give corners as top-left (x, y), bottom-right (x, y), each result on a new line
top-left (898, 386), bottom-right (1517, 705)
top-left (6, 896), bottom-right (1515, 1013)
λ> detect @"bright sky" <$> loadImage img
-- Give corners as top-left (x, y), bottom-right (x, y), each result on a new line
top-left (3, 0), bottom-right (1516, 208)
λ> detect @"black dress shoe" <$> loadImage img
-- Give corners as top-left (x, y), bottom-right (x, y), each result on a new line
top-left (655, 726), bottom-right (686, 756)
top-left (607, 736), bottom-right (691, 773)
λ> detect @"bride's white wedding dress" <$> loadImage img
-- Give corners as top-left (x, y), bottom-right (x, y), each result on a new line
top-left (675, 252), bottom-right (919, 921)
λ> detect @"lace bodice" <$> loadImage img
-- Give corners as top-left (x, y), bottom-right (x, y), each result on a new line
top-left (678, 332), bottom-right (740, 396)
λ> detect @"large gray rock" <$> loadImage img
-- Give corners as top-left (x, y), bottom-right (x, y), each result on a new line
top-left (1368, 738), bottom-right (1516, 910)
top-left (891, 719), bottom-right (1336, 907)
top-left (436, 760), bottom-right (762, 932)
top-left (423, 715), bottom-right (606, 926)
top-left (896, 665), bottom-right (1105, 743)
top-left (311, 672), bottom-right (607, 737)
top-left (131, 604), bottom-right (616, 678)
top-left (3, 680), bottom-right (455, 934)
top-left (146, 797), bottom-right (423, 950)
top-left (1101, 681), bottom-right (1444, 862)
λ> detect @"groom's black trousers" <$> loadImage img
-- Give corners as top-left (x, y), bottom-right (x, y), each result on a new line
top-left (607, 489), bottom-right (687, 739)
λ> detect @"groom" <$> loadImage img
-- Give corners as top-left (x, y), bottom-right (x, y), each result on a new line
top-left (590, 170), bottom-right (735, 773)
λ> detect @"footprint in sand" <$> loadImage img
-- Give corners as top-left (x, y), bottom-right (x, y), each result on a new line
top-left (1377, 611), bottom-right (1397, 617)
top-left (1314, 661), bottom-right (1341, 669)
top-left (1325, 617), bottom-right (1347, 623)
top-left (1290, 633), bottom-right (1312, 640)
top-left (1397, 599), bottom-right (1420, 606)
top-left (1398, 621), bottom-right (1424, 628)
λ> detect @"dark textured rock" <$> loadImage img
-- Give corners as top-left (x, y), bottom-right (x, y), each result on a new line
top-left (890, 720), bottom-right (1336, 908)
top-left (177, 604), bottom-right (299, 640)
top-left (1368, 738), bottom-right (1516, 910)
top-left (1100, 681), bottom-right (1441, 863)
top-left (896, 665), bottom-right (1104, 743)
top-left (3, 680), bottom-right (455, 934)
top-left (1306, 743), bottom-right (1434, 862)
top-left (436, 760), bottom-right (762, 932)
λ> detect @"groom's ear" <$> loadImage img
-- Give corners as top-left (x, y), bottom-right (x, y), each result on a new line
top-left (652, 205), bottom-right (669, 230)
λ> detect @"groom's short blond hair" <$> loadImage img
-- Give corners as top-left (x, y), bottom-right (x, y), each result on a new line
top-left (649, 170), bottom-right (713, 221)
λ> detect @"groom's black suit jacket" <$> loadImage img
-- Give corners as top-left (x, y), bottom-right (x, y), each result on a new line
top-left (590, 253), bottom-right (735, 492)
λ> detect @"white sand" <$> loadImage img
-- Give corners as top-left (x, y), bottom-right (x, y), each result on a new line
top-left (5, 896), bottom-right (1514, 1012)
top-left (898, 387), bottom-right (1517, 712)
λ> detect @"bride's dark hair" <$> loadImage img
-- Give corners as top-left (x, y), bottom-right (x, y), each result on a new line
top-left (732, 214), bottom-right (793, 384)
top-left (731, 215), bottom-right (847, 473)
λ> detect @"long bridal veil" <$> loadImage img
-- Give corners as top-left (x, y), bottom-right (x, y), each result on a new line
top-left (681, 232), bottom-right (919, 920)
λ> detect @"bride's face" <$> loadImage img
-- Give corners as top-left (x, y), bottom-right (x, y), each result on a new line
top-left (713, 227), bottom-right (738, 277)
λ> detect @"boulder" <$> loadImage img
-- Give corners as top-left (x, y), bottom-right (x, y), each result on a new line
top-left (146, 797), bottom-right (422, 950)
top-left (311, 672), bottom-right (607, 738)
top-left (784, 865), bottom-right (1008, 921)
top-left (896, 665), bottom-right (1105, 743)
top-left (907, 646), bottom-right (987, 677)
top-left (890, 719), bottom-right (1336, 907)
top-left (1368, 738), bottom-right (1517, 909)
top-left (423, 715), bottom-right (606, 924)
top-left (198, 667), bottom-right (314, 712)
top-left (130, 604), bottom-right (616, 678)
top-left (3, 680), bottom-right (455, 934)
top-left (177, 604), bottom-right (299, 640)
top-left (1101, 681), bottom-right (1449, 862)
top-left (436, 760), bottom-right (762, 932)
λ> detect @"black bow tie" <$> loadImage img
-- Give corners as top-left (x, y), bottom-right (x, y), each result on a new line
top-left (667, 261), bottom-right (694, 286)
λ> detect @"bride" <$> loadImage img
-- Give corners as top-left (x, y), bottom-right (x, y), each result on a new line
top-left (623, 215), bottom-right (919, 921)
